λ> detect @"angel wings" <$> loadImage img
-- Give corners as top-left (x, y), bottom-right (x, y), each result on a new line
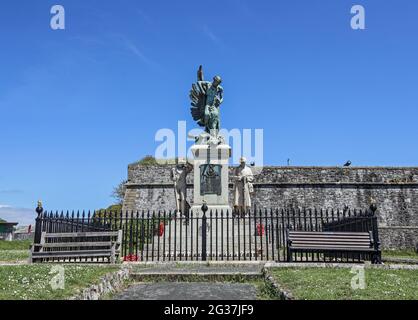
top-left (190, 78), bottom-right (209, 128)
top-left (189, 66), bottom-right (223, 133)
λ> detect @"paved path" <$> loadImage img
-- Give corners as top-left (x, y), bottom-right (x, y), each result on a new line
top-left (131, 263), bottom-right (264, 274)
top-left (113, 282), bottom-right (258, 300)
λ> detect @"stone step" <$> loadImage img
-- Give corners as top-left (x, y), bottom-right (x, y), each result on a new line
top-left (130, 272), bottom-right (263, 282)
top-left (129, 263), bottom-right (265, 281)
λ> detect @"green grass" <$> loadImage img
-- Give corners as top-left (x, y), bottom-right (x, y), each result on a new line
top-left (0, 250), bottom-right (29, 262)
top-left (0, 240), bottom-right (31, 251)
top-left (270, 267), bottom-right (418, 300)
top-left (0, 265), bottom-right (119, 300)
top-left (382, 249), bottom-right (418, 260)
top-left (0, 241), bottom-right (31, 262)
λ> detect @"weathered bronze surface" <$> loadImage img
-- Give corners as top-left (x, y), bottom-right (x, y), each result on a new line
top-left (190, 66), bottom-right (223, 136)
top-left (200, 164), bottom-right (222, 196)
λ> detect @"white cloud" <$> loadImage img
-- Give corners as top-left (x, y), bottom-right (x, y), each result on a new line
top-left (0, 206), bottom-right (35, 226)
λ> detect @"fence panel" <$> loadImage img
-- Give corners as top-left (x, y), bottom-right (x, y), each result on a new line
top-left (33, 206), bottom-right (379, 262)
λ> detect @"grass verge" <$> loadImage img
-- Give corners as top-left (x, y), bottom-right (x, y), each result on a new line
top-left (0, 240), bottom-right (31, 262)
top-left (0, 240), bottom-right (31, 251)
top-left (0, 250), bottom-right (29, 263)
top-left (382, 249), bottom-right (418, 260)
top-left (0, 265), bottom-right (119, 300)
top-left (270, 267), bottom-right (418, 300)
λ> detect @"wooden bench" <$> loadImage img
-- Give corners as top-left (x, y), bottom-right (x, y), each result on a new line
top-left (29, 230), bottom-right (122, 264)
top-left (286, 230), bottom-right (381, 264)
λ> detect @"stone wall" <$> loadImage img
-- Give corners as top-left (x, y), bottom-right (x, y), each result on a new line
top-left (123, 164), bottom-right (418, 249)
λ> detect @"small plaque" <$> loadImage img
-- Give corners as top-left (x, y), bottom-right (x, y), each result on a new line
top-left (200, 164), bottom-right (222, 196)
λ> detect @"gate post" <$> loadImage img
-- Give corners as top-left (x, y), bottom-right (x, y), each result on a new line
top-left (201, 203), bottom-right (208, 261)
top-left (34, 201), bottom-right (44, 252)
top-left (370, 203), bottom-right (382, 264)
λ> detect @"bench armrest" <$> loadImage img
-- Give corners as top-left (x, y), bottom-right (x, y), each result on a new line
top-left (286, 228), bottom-right (292, 246)
top-left (368, 231), bottom-right (374, 247)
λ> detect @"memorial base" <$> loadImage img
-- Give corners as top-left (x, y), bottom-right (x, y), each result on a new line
top-left (190, 142), bottom-right (231, 217)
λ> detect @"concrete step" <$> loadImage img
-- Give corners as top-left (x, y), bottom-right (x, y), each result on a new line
top-left (129, 262), bottom-right (265, 281)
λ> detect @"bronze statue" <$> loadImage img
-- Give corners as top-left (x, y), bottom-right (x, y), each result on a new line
top-left (190, 65), bottom-right (224, 138)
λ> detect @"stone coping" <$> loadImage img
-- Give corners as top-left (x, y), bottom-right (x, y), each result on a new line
top-left (263, 268), bottom-right (294, 300)
top-left (128, 164), bottom-right (418, 170)
top-left (125, 182), bottom-right (418, 187)
top-left (69, 266), bottom-right (131, 300)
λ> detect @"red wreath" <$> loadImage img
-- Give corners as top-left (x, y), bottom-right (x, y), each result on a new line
top-left (256, 223), bottom-right (265, 236)
top-left (158, 222), bottom-right (165, 237)
top-left (123, 254), bottom-right (139, 262)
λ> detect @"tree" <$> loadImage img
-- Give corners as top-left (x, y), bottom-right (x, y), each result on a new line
top-left (112, 180), bottom-right (127, 205)
top-left (137, 155), bottom-right (159, 165)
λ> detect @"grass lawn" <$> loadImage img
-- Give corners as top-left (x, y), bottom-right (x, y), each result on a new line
top-left (0, 240), bottom-right (31, 250)
top-left (0, 240), bottom-right (31, 262)
top-left (382, 249), bottom-right (418, 260)
top-left (0, 265), bottom-right (119, 300)
top-left (270, 267), bottom-right (418, 300)
top-left (0, 250), bottom-right (29, 263)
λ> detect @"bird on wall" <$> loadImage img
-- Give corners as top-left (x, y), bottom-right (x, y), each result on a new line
top-left (344, 160), bottom-right (352, 167)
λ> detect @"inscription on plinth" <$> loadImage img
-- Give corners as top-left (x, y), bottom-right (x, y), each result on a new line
top-left (200, 164), bottom-right (222, 196)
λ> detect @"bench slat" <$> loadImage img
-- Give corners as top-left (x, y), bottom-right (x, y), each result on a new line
top-left (43, 232), bottom-right (119, 238)
top-left (291, 241), bottom-right (371, 246)
top-left (289, 231), bottom-right (370, 235)
top-left (292, 244), bottom-right (370, 249)
top-left (33, 249), bottom-right (111, 256)
top-left (289, 234), bottom-right (370, 238)
top-left (34, 242), bottom-right (113, 248)
top-left (291, 247), bottom-right (375, 252)
top-left (32, 252), bottom-right (114, 259)
top-left (290, 237), bottom-right (370, 241)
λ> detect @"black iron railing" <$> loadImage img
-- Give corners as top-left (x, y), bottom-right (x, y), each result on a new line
top-left (33, 206), bottom-right (380, 262)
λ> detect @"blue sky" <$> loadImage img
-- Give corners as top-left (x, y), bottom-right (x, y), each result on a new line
top-left (0, 0), bottom-right (417, 221)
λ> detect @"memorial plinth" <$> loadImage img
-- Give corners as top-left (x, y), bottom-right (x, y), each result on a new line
top-left (190, 142), bottom-right (232, 215)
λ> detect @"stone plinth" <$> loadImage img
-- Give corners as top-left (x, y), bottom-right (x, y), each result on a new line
top-left (190, 143), bottom-right (232, 215)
